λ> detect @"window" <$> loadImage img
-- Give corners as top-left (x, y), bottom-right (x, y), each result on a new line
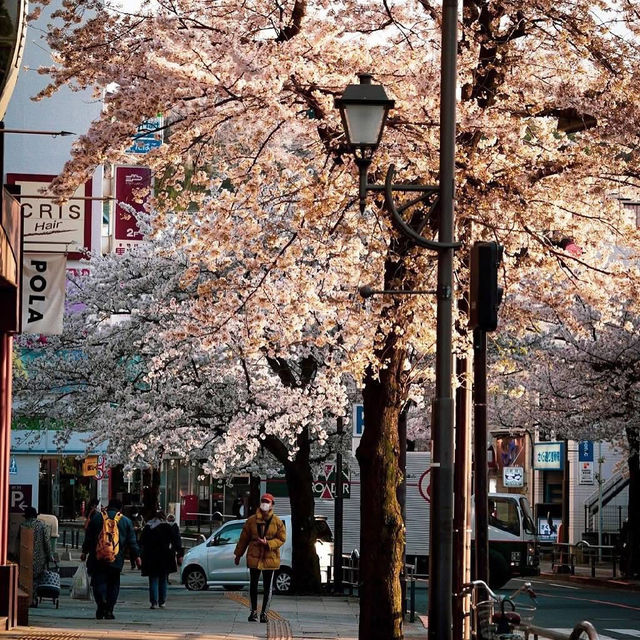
top-left (489, 498), bottom-right (520, 536)
top-left (216, 524), bottom-right (244, 545)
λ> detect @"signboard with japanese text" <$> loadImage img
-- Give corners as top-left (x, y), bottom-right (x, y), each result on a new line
top-left (578, 440), bottom-right (594, 462)
top-left (579, 461), bottom-right (594, 485)
top-left (114, 166), bottom-right (152, 254)
top-left (533, 442), bottom-right (564, 470)
top-left (8, 173), bottom-right (93, 259)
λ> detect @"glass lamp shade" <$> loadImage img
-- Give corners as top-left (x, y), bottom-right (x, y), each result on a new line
top-left (335, 74), bottom-right (395, 152)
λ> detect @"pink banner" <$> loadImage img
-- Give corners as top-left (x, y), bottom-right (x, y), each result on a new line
top-left (114, 166), bottom-right (152, 244)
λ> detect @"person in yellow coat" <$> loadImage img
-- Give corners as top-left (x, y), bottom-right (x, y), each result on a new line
top-left (234, 493), bottom-right (286, 622)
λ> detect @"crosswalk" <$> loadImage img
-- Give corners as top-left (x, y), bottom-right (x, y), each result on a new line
top-left (550, 630), bottom-right (640, 639)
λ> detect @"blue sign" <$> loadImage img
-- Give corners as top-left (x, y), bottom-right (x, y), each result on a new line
top-left (353, 404), bottom-right (364, 437)
top-left (9, 455), bottom-right (17, 475)
top-left (126, 116), bottom-right (164, 154)
top-left (578, 440), bottom-right (594, 462)
top-left (533, 442), bottom-right (565, 470)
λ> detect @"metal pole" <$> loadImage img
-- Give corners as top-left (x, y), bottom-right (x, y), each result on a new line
top-left (598, 441), bottom-right (603, 562)
top-left (428, 0), bottom-right (458, 637)
top-left (333, 417), bottom-right (344, 593)
top-left (453, 356), bottom-right (471, 640)
top-left (399, 407), bottom-right (407, 617)
top-left (473, 329), bottom-right (489, 623)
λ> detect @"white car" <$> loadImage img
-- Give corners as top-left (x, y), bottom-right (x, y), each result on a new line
top-left (180, 515), bottom-right (333, 594)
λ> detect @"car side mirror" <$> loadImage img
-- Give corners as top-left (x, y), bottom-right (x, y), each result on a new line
top-left (207, 536), bottom-right (219, 547)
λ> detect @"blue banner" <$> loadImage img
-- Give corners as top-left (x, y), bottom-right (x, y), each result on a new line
top-left (578, 440), bottom-right (594, 462)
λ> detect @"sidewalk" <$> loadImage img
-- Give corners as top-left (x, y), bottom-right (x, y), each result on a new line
top-left (538, 558), bottom-right (640, 591)
top-left (0, 560), bottom-right (428, 640)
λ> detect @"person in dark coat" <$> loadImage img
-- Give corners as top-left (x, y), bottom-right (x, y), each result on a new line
top-left (140, 510), bottom-right (183, 609)
top-left (81, 498), bottom-right (141, 620)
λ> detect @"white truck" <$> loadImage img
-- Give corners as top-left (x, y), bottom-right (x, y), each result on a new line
top-left (274, 451), bottom-right (539, 588)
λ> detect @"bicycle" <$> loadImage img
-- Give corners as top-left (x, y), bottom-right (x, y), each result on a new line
top-left (462, 579), bottom-right (537, 640)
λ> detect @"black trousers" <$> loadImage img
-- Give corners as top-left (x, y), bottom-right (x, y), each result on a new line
top-left (249, 568), bottom-right (274, 613)
top-left (91, 565), bottom-right (121, 614)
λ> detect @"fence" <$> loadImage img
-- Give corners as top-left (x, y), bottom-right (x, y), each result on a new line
top-left (584, 504), bottom-right (625, 538)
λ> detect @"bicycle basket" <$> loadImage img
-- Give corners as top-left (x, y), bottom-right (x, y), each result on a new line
top-left (516, 602), bottom-right (536, 627)
top-left (477, 600), bottom-right (495, 638)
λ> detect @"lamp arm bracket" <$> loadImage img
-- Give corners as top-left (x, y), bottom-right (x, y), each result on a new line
top-left (383, 164), bottom-right (461, 251)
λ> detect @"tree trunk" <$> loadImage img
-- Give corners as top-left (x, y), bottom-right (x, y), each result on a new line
top-left (357, 347), bottom-right (407, 640)
top-left (286, 452), bottom-right (321, 593)
top-left (625, 427), bottom-right (640, 577)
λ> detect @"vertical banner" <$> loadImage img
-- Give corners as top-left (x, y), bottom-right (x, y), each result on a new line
top-left (114, 166), bottom-right (152, 254)
top-left (21, 254), bottom-right (67, 334)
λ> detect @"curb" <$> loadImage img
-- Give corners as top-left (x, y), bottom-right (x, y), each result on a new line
top-left (539, 571), bottom-right (640, 591)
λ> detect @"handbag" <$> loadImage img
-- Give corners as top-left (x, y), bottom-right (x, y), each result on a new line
top-left (70, 562), bottom-right (91, 600)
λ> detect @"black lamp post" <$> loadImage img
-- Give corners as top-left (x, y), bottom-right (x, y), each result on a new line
top-left (336, 16), bottom-right (460, 635)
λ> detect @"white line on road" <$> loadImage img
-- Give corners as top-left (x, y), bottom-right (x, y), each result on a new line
top-left (547, 582), bottom-right (581, 590)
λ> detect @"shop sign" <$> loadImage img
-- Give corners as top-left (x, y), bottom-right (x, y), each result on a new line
top-left (312, 463), bottom-right (350, 500)
top-left (503, 466), bottom-right (524, 487)
top-left (21, 254), bottom-right (67, 335)
top-left (8, 173), bottom-right (93, 259)
top-left (533, 442), bottom-right (564, 470)
top-left (578, 440), bottom-right (594, 462)
top-left (113, 166), bottom-right (152, 254)
top-left (579, 460), bottom-right (594, 485)
top-left (82, 455), bottom-right (98, 477)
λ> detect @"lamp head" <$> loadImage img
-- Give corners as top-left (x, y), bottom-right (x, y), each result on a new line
top-left (335, 73), bottom-right (395, 162)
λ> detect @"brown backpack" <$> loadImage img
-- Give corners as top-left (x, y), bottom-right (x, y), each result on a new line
top-left (96, 512), bottom-right (122, 563)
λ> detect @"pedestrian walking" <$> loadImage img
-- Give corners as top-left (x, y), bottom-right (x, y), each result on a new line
top-left (81, 498), bottom-right (141, 620)
top-left (17, 506), bottom-right (53, 604)
top-left (140, 510), bottom-right (184, 609)
top-left (234, 493), bottom-right (286, 622)
top-left (166, 513), bottom-right (180, 585)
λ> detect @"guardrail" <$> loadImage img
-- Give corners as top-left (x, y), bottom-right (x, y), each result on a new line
top-left (551, 541), bottom-right (619, 578)
top-left (339, 552), bottom-right (421, 622)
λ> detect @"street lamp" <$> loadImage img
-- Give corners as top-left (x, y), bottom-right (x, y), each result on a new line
top-left (336, 58), bottom-right (460, 640)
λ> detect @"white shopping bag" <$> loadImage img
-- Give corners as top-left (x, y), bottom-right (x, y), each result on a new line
top-left (70, 562), bottom-right (91, 600)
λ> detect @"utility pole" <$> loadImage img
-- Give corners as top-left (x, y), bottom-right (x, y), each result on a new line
top-left (427, 0), bottom-right (458, 637)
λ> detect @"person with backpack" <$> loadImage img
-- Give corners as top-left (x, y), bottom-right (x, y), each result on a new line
top-left (140, 510), bottom-right (183, 609)
top-left (81, 498), bottom-right (141, 620)
top-left (233, 493), bottom-right (286, 622)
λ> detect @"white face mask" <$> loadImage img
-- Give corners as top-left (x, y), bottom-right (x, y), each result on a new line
top-left (260, 502), bottom-right (271, 512)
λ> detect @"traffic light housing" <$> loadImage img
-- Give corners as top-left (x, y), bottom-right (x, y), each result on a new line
top-left (469, 241), bottom-right (503, 332)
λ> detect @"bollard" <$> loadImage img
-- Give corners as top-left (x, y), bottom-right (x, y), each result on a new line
top-left (409, 575), bottom-right (416, 623)
top-left (591, 554), bottom-right (596, 578)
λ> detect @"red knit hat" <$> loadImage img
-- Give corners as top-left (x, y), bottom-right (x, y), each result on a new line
top-left (260, 493), bottom-right (275, 504)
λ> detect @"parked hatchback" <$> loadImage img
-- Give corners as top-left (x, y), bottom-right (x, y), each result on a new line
top-left (180, 515), bottom-right (333, 594)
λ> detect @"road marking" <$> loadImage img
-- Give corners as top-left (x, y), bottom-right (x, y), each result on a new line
top-left (547, 582), bottom-right (581, 589)
top-left (606, 631), bottom-right (640, 638)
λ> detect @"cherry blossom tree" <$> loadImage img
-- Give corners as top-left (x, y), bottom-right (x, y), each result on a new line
top-left (26, 0), bottom-right (640, 636)
top-left (491, 289), bottom-right (640, 577)
top-left (13, 229), bottom-right (350, 592)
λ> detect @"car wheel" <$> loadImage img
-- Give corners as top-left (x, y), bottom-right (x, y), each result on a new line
top-left (184, 567), bottom-right (208, 591)
top-left (274, 567), bottom-right (293, 594)
top-left (223, 585), bottom-right (243, 591)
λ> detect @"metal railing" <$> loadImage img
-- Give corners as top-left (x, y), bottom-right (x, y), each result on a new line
top-left (551, 541), bottom-right (619, 578)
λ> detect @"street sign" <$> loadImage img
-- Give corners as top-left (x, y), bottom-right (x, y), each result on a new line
top-left (9, 455), bottom-right (17, 474)
top-left (9, 484), bottom-right (32, 513)
top-left (312, 463), bottom-right (350, 500)
top-left (418, 468), bottom-right (431, 503)
top-left (95, 455), bottom-right (109, 481)
top-left (82, 455), bottom-right (98, 477)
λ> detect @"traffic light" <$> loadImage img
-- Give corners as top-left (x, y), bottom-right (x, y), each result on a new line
top-left (469, 241), bottom-right (503, 332)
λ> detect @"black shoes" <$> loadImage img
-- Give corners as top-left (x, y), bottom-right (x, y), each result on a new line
top-left (105, 612), bottom-right (115, 620)
top-left (260, 612), bottom-right (268, 623)
top-left (248, 610), bottom-right (258, 622)
top-left (96, 609), bottom-right (104, 620)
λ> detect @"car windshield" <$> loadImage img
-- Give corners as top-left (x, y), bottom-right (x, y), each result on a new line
top-left (315, 518), bottom-right (333, 542)
top-left (519, 497), bottom-right (536, 535)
